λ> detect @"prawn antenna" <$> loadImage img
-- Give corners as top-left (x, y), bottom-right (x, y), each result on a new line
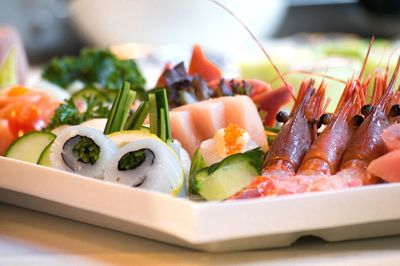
top-left (358, 36), bottom-right (374, 80)
top-left (209, 0), bottom-right (295, 100)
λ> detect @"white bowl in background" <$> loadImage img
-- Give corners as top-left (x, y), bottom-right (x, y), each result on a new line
top-left (69, 0), bottom-right (288, 49)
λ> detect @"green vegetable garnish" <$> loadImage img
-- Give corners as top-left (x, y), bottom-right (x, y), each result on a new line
top-left (267, 135), bottom-right (276, 146)
top-left (264, 126), bottom-right (280, 133)
top-left (118, 149), bottom-right (147, 171)
top-left (71, 87), bottom-right (113, 103)
top-left (189, 148), bottom-right (206, 176)
top-left (46, 97), bottom-right (109, 131)
top-left (104, 81), bottom-right (136, 135)
top-left (42, 48), bottom-right (146, 97)
top-left (149, 89), bottom-right (172, 144)
top-left (72, 136), bottom-right (100, 165)
top-left (125, 101), bottom-right (150, 130)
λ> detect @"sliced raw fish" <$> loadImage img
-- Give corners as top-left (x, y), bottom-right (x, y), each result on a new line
top-left (188, 45), bottom-right (222, 83)
top-left (381, 123), bottom-right (400, 151)
top-left (0, 119), bottom-right (13, 155)
top-left (252, 86), bottom-right (292, 126)
top-left (216, 95), bottom-right (267, 149)
top-left (170, 110), bottom-right (202, 156)
top-left (367, 149), bottom-right (400, 183)
top-left (178, 100), bottom-right (226, 140)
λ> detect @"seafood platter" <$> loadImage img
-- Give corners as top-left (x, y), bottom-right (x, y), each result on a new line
top-left (1, 3), bottom-right (400, 252)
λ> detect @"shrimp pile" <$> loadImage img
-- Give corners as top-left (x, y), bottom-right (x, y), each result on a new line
top-left (231, 43), bottom-right (400, 199)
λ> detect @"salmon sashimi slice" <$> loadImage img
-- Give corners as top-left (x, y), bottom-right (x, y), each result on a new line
top-left (170, 110), bottom-right (202, 157)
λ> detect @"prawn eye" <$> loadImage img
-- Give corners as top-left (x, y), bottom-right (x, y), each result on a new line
top-left (361, 104), bottom-right (374, 117)
top-left (351, 115), bottom-right (364, 127)
top-left (319, 113), bottom-right (333, 126)
top-left (389, 104), bottom-right (400, 117)
top-left (276, 111), bottom-right (289, 123)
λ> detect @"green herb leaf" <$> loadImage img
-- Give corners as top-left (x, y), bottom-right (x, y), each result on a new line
top-left (42, 48), bottom-right (146, 98)
top-left (45, 97), bottom-right (109, 131)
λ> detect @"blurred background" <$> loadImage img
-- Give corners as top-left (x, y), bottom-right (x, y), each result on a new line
top-left (2, 0), bottom-right (400, 109)
top-left (1, 0), bottom-right (400, 63)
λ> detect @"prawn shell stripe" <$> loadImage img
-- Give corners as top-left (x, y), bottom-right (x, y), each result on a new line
top-left (106, 131), bottom-right (184, 196)
top-left (50, 126), bottom-right (117, 178)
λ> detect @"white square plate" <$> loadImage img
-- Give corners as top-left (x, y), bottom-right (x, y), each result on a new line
top-left (1, 156), bottom-right (400, 252)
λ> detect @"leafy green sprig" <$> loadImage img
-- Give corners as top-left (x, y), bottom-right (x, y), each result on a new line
top-left (46, 97), bottom-right (109, 131)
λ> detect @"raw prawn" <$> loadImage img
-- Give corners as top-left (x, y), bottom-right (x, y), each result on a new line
top-left (273, 78), bottom-right (366, 195)
top-left (308, 57), bottom-right (400, 191)
top-left (230, 79), bottom-right (325, 199)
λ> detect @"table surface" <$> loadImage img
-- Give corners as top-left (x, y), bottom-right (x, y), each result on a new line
top-left (1, 203), bottom-right (400, 266)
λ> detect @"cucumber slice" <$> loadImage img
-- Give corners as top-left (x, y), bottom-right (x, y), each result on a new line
top-left (5, 131), bottom-right (56, 163)
top-left (72, 87), bottom-right (112, 102)
top-left (37, 142), bottom-right (53, 166)
top-left (190, 149), bottom-right (264, 201)
top-left (194, 160), bottom-right (259, 201)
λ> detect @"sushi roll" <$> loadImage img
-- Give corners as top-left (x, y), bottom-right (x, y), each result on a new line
top-left (50, 126), bottom-right (117, 178)
top-left (104, 132), bottom-right (184, 196)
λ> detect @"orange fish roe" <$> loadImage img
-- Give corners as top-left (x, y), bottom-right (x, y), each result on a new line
top-left (224, 123), bottom-right (245, 155)
top-left (7, 86), bottom-right (29, 97)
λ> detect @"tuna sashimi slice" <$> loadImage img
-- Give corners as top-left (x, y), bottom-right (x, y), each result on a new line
top-left (252, 86), bottom-right (292, 126)
top-left (215, 95), bottom-right (267, 149)
top-left (381, 123), bottom-right (400, 151)
top-left (188, 45), bottom-right (222, 83)
top-left (367, 149), bottom-right (400, 183)
top-left (170, 110), bottom-right (202, 157)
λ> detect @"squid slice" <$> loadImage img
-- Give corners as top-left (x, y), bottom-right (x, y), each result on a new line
top-left (50, 126), bottom-right (117, 178)
top-left (104, 135), bottom-right (184, 196)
